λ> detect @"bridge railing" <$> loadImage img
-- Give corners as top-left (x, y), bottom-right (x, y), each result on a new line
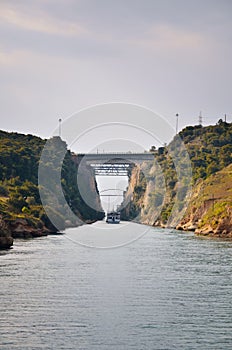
top-left (77, 152), bottom-right (153, 156)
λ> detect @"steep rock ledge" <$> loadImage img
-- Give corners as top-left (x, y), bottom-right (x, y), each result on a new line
top-left (7, 218), bottom-right (49, 239)
top-left (0, 217), bottom-right (13, 249)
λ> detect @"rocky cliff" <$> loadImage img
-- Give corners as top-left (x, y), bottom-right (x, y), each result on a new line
top-left (121, 162), bottom-right (232, 237)
top-left (120, 121), bottom-right (232, 238)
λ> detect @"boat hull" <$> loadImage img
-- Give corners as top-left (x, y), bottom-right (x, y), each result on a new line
top-left (106, 211), bottom-right (120, 224)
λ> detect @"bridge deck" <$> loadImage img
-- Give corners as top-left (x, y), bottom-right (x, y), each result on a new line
top-left (77, 152), bottom-right (154, 162)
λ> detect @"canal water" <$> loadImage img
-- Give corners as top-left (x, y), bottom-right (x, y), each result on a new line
top-left (1, 222), bottom-right (232, 349)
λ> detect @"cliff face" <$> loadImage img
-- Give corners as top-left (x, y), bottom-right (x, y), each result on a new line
top-left (121, 162), bottom-right (167, 226)
top-left (74, 159), bottom-right (104, 222)
top-left (121, 162), bottom-right (232, 238)
top-left (177, 164), bottom-right (232, 237)
top-left (120, 164), bottom-right (147, 222)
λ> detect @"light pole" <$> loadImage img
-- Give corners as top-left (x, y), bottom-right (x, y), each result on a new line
top-left (58, 118), bottom-right (62, 137)
top-left (176, 113), bottom-right (179, 135)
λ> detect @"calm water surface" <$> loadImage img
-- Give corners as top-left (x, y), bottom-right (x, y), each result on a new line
top-left (1, 222), bottom-right (232, 349)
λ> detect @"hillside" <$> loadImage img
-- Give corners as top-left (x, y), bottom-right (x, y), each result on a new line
top-left (120, 120), bottom-right (232, 237)
top-left (0, 131), bottom-right (104, 248)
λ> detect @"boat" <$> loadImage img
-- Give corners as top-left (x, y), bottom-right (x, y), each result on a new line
top-left (106, 211), bottom-right (120, 224)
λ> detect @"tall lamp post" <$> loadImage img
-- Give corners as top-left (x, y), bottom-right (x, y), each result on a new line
top-left (58, 118), bottom-right (62, 138)
top-left (176, 113), bottom-right (179, 135)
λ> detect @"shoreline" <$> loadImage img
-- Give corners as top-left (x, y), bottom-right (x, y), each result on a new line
top-left (1, 216), bottom-right (232, 251)
top-left (0, 218), bottom-right (100, 250)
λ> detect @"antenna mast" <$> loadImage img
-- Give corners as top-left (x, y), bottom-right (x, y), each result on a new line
top-left (58, 118), bottom-right (62, 137)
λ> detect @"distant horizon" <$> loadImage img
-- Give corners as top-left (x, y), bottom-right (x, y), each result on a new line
top-left (0, 113), bottom-right (230, 153)
top-left (0, 111), bottom-right (230, 141)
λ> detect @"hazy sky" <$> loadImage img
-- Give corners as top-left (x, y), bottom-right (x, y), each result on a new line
top-left (0, 0), bottom-right (231, 141)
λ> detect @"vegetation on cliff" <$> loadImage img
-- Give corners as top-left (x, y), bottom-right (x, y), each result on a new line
top-left (0, 130), bottom-right (104, 247)
top-left (179, 120), bottom-right (232, 181)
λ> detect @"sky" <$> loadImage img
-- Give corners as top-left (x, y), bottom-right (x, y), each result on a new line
top-left (0, 0), bottom-right (232, 143)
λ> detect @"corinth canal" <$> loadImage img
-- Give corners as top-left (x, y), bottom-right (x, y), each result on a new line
top-left (1, 222), bottom-right (232, 350)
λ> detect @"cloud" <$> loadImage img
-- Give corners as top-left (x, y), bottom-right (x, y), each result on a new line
top-left (0, 3), bottom-right (88, 37)
top-left (130, 24), bottom-right (206, 53)
top-left (0, 0), bottom-right (230, 66)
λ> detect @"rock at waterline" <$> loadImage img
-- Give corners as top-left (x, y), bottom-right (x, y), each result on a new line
top-left (0, 217), bottom-right (13, 249)
top-left (0, 236), bottom-right (13, 249)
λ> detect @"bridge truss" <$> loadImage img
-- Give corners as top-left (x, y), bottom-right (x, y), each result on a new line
top-left (90, 163), bottom-right (130, 176)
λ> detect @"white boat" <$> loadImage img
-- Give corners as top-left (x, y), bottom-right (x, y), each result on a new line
top-left (106, 211), bottom-right (120, 224)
